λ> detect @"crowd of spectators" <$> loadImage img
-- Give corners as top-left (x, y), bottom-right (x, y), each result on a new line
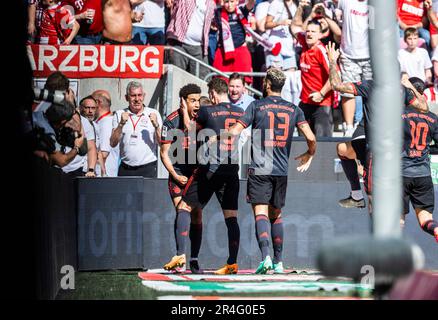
top-left (26, 0), bottom-right (438, 140)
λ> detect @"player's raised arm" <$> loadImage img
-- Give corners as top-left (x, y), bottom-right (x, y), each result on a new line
top-left (327, 42), bottom-right (356, 95)
top-left (401, 75), bottom-right (429, 113)
top-left (295, 122), bottom-right (317, 173)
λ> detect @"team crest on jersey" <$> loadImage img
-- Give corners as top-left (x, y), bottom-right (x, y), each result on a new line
top-left (75, 0), bottom-right (84, 11)
top-left (223, 29), bottom-right (231, 41)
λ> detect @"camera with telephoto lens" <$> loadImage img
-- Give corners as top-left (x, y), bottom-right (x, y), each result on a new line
top-left (43, 99), bottom-right (88, 156)
top-left (33, 87), bottom-right (66, 105)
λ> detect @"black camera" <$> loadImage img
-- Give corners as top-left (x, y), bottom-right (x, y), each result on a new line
top-left (56, 126), bottom-right (88, 156)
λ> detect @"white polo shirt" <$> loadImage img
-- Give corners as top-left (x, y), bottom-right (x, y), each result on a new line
top-left (112, 106), bottom-right (162, 167)
top-left (62, 115), bottom-right (96, 173)
top-left (96, 112), bottom-right (120, 177)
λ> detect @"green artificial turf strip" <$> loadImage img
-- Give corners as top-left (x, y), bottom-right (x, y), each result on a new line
top-left (56, 271), bottom-right (373, 300)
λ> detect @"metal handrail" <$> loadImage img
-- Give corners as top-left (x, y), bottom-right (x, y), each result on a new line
top-left (204, 72), bottom-right (267, 83)
top-left (164, 46), bottom-right (263, 98)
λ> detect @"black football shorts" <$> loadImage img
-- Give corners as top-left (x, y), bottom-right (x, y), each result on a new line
top-left (182, 168), bottom-right (239, 210)
top-left (351, 123), bottom-right (366, 166)
top-left (246, 173), bottom-right (288, 209)
top-left (403, 175), bottom-right (435, 214)
top-left (168, 168), bottom-right (195, 199)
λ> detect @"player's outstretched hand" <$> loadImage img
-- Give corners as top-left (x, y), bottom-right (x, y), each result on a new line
top-left (326, 41), bottom-right (339, 63)
top-left (295, 151), bottom-right (313, 172)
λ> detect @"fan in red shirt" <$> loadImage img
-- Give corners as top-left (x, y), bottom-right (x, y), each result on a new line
top-left (37, 0), bottom-right (80, 45)
top-left (291, 19), bottom-right (334, 137)
top-left (61, 0), bottom-right (103, 44)
top-left (397, 0), bottom-right (430, 48)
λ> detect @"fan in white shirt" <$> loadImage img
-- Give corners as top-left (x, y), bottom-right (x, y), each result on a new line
top-left (398, 28), bottom-right (433, 85)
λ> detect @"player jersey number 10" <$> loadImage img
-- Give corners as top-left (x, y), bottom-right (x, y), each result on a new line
top-left (409, 121), bottom-right (428, 151)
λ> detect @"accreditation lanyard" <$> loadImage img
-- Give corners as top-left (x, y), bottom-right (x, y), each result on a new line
top-left (129, 114), bottom-right (144, 145)
top-left (96, 111), bottom-right (111, 123)
top-left (129, 114), bottom-right (144, 133)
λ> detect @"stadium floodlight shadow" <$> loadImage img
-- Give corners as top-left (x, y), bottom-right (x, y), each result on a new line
top-left (316, 236), bottom-right (425, 299)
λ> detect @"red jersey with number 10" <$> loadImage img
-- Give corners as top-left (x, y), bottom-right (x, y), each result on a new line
top-left (297, 32), bottom-right (333, 107)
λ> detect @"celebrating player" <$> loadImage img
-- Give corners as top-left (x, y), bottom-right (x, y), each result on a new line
top-left (401, 77), bottom-right (438, 243)
top-left (224, 68), bottom-right (317, 274)
top-left (161, 84), bottom-right (203, 273)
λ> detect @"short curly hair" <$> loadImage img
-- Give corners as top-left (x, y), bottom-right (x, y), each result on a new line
top-left (179, 83), bottom-right (202, 99)
top-left (265, 67), bottom-right (286, 93)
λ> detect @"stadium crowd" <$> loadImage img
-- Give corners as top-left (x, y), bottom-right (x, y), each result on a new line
top-left (26, 0), bottom-right (438, 137)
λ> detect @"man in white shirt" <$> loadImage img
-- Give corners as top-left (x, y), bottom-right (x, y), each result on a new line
top-left (93, 90), bottom-right (120, 177)
top-left (398, 28), bottom-right (433, 85)
top-left (79, 96), bottom-right (100, 177)
top-left (110, 81), bottom-right (162, 178)
top-left (337, 0), bottom-right (372, 137)
top-left (228, 73), bottom-right (253, 177)
top-left (131, 0), bottom-right (165, 45)
top-left (61, 113), bottom-right (98, 177)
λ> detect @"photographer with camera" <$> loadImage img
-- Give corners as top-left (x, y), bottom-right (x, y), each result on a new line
top-left (32, 99), bottom-right (87, 171)
top-left (53, 102), bottom-right (97, 177)
top-left (31, 72), bottom-right (98, 177)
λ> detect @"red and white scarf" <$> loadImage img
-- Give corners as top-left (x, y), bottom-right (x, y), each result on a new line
top-left (221, 6), bottom-right (281, 60)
